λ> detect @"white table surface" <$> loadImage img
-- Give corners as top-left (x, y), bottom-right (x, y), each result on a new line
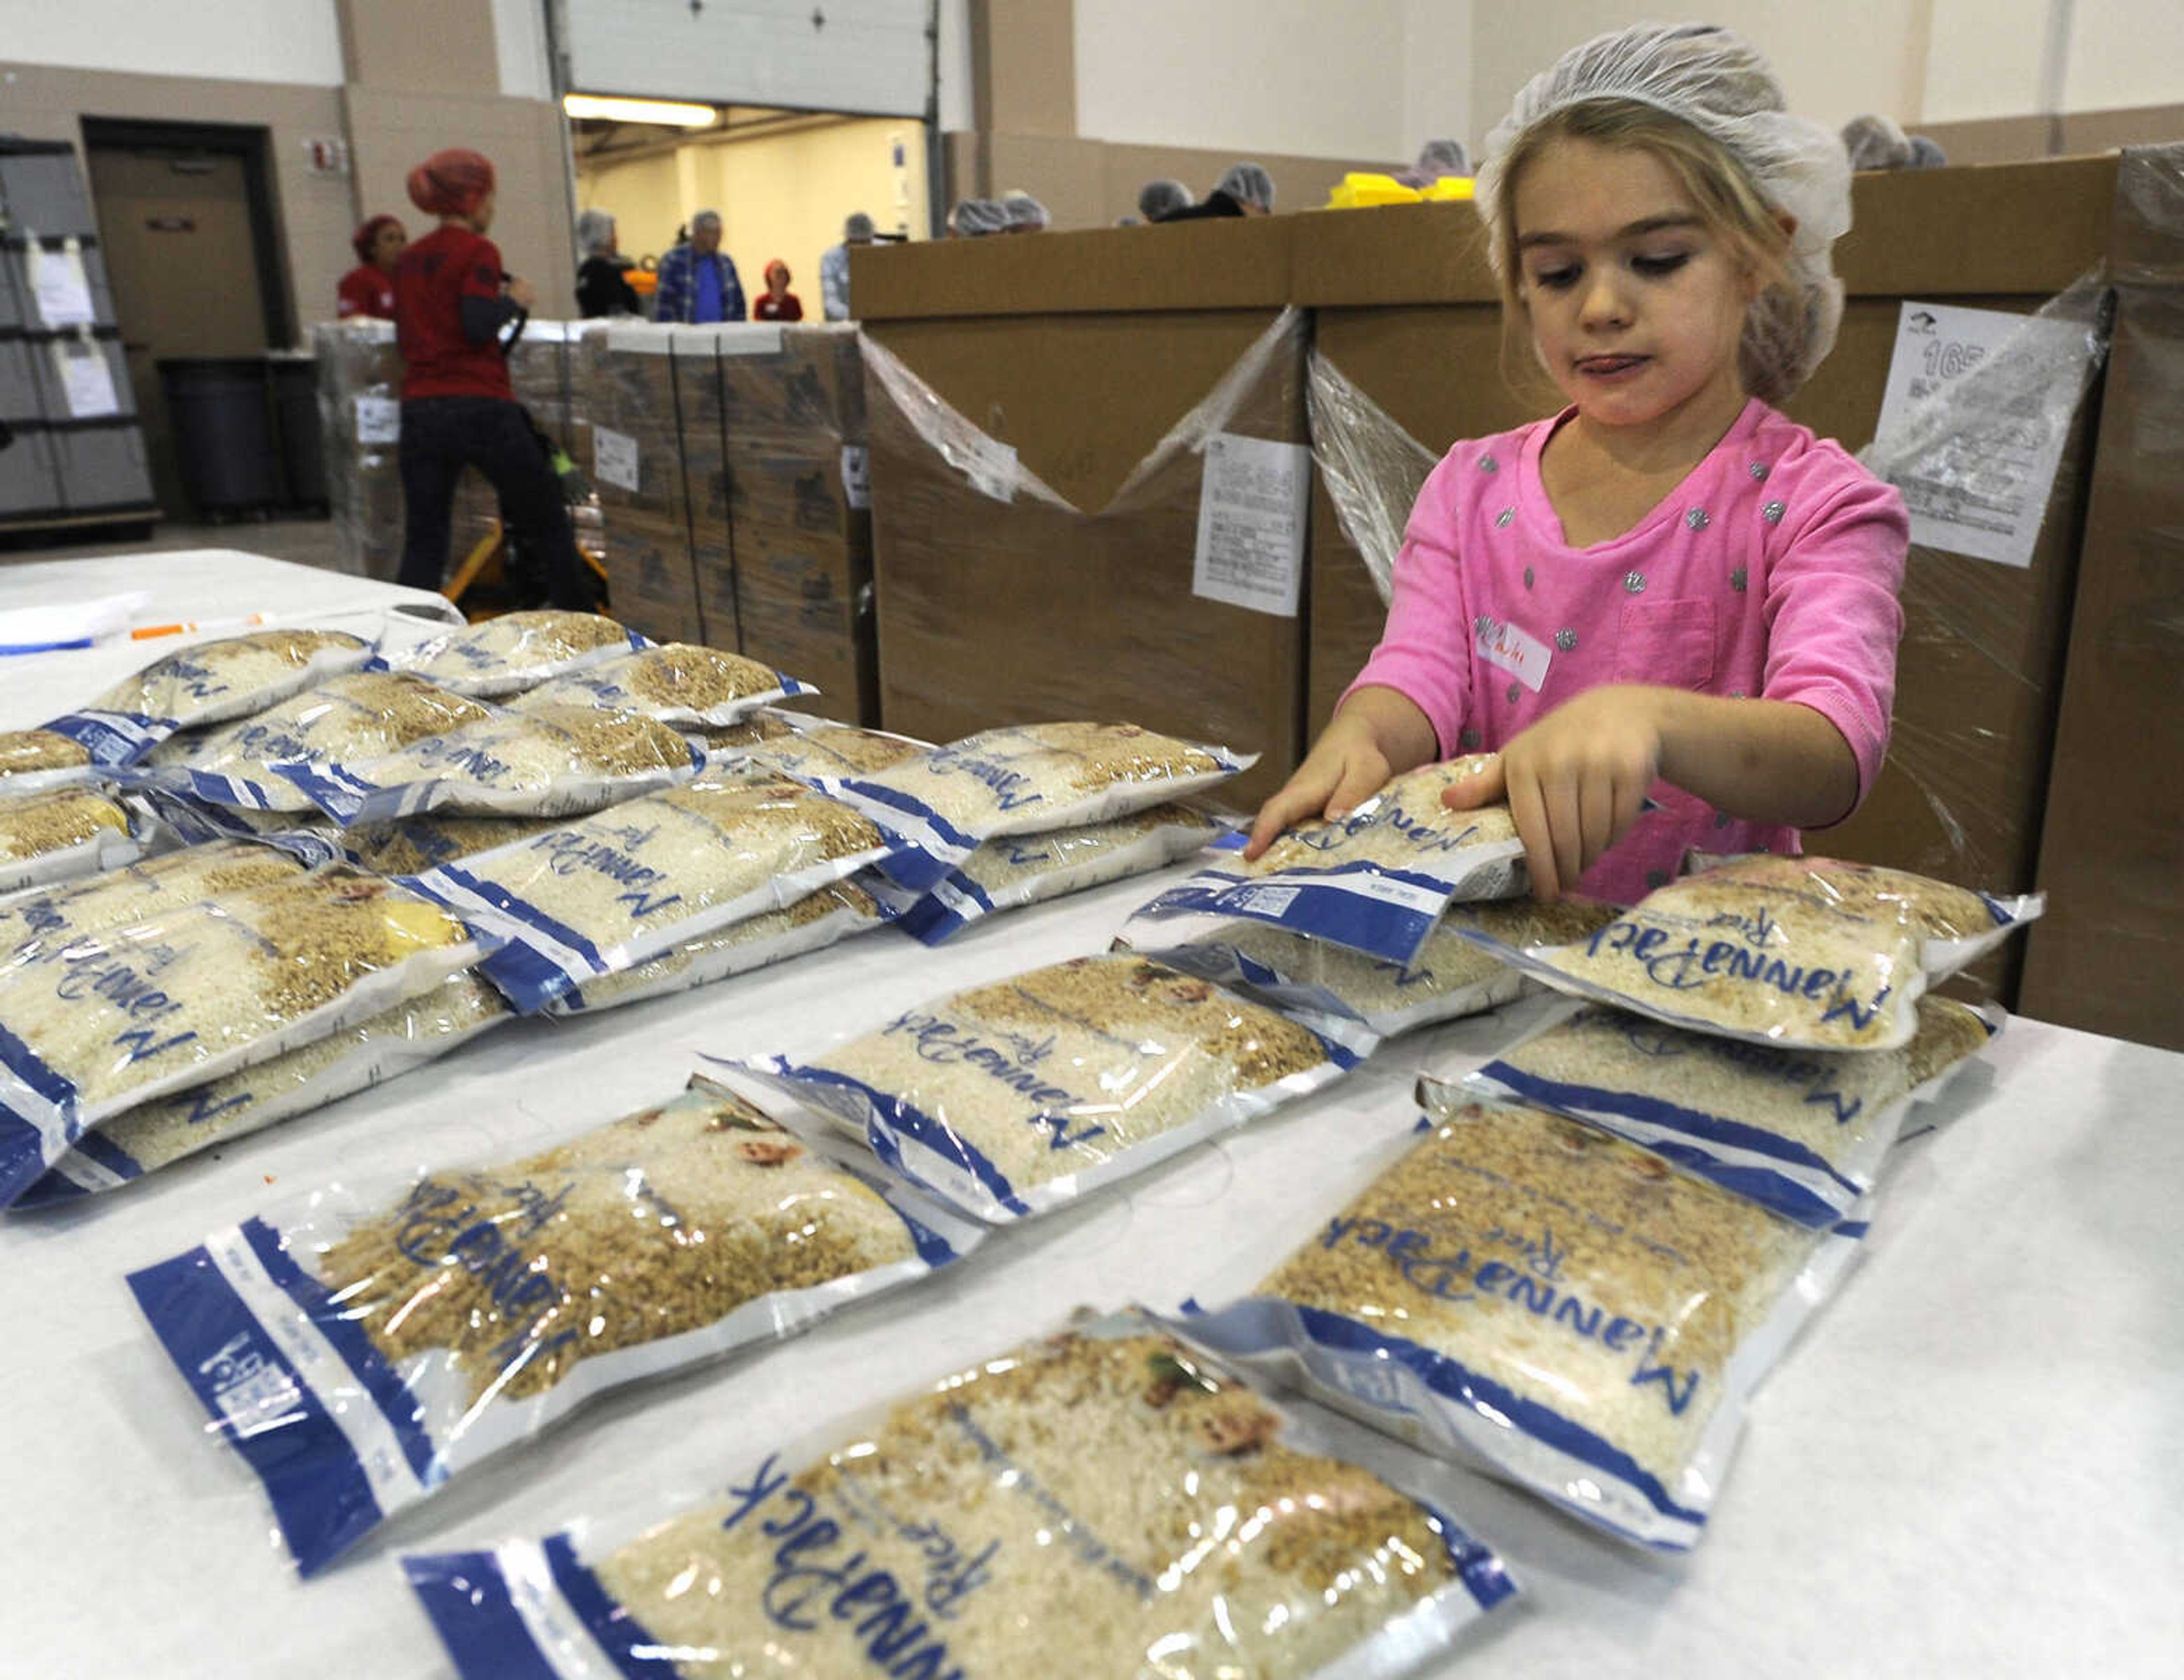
top-left (2, 569), bottom-right (2180, 1678)
top-left (0, 550), bottom-right (461, 731)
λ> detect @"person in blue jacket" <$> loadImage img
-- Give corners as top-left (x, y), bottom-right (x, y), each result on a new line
top-left (652, 209), bottom-right (746, 322)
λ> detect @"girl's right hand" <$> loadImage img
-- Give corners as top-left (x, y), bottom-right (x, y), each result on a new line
top-left (1243, 717), bottom-right (1393, 859)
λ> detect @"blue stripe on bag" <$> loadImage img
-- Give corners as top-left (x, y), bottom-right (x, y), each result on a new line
top-left (127, 1244), bottom-right (384, 1576)
top-left (545, 1533), bottom-right (680, 1678)
top-left (402, 1551), bottom-right (563, 1680)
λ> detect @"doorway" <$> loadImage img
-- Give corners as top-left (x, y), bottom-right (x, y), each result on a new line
top-left (81, 117), bottom-right (292, 515)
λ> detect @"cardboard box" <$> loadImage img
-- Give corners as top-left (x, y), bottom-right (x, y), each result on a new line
top-left (858, 219), bottom-right (1309, 803)
top-left (585, 324), bottom-right (712, 644)
top-left (312, 321), bottom-right (406, 581)
top-left (2018, 145), bottom-right (2184, 1050)
top-left (1289, 161), bottom-right (2117, 1005)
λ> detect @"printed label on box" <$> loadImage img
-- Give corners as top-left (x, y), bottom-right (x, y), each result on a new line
top-left (27, 239), bottom-right (96, 328)
top-left (1193, 431), bottom-right (1310, 618)
top-left (594, 426), bottom-right (641, 493)
top-left (840, 445), bottom-right (871, 510)
top-left (52, 340), bottom-right (119, 419)
top-left (1869, 300), bottom-right (2088, 570)
top-left (354, 395), bottom-right (400, 445)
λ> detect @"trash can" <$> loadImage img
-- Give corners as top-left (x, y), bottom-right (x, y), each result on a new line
top-left (158, 357), bottom-right (279, 515)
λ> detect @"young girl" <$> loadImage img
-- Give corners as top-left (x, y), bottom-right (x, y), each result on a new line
top-left (1248, 23), bottom-right (1907, 905)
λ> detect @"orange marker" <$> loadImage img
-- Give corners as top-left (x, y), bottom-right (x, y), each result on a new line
top-left (130, 612), bottom-right (273, 641)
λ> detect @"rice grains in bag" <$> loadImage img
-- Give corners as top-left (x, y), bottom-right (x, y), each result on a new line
top-left (0, 728), bottom-right (96, 796)
top-left (393, 609), bottom-right (646, 699)
top-left (1496, 854), bottom-right (2043, 1051)
top-left (401, 1307), bottom-right (1515, 1678)
top-left (699, 709), bottom-right (930, 783)
top-left (0, 838), bottom-right (305, 970)
top-left (1467, 994), bottom-right (2001, 1227)
top-left (338, 813), bottom-right (564, 876)
top-left (1128, 761), bottom-right (1528, 969)
top-left (1128, 896), bottom-right (1621, 1041)
top-left (887, 801), bottom-right (1229, 946)
top-left (43, 628), bottom-right (374, 765)
top-left (508, 643), bottom-right (814, 727)
top-left (278, 703), bottom-right (701, 826)
top-left (812, 721), bottom-right (1252, 889)
top-left (132, 672), bottom-right (494, 813)
top-left (1186, 1085), bottom-right (1864, 1550)
top-left (406, 779), bottom-right (903, 1014)
top-left (0, 786), bottom-right (142, 893)
top-left (129, 1075), bottom-right (980, 1574)
top-left (542, 880), bottom-right (886, 1016)
top-left (736, 952), bottom-right (1358, 1223)
top-left (0, 865), bottom-right (484, 1205)
top-left (14, 973), bottom-right (510, 1206)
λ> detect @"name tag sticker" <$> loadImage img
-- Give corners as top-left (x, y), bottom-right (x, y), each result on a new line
top-left (1475, 615), bottom-right (1552, 692)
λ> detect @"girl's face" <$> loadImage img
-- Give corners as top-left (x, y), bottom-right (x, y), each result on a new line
top-left (1512, 138), bottom-right (1755, 434)
top-left (371, 222), bottom-right (407, 271)
top-left (766, 266), bottom-right (788, 297)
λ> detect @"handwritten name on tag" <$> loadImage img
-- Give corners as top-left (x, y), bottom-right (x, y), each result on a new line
top-left (1474, 615), bottom-right (1552, 692)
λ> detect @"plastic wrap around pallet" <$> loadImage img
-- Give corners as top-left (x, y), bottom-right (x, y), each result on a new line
top-left (863, 308), bottom-right (1310, 805)
top-left (312, 321), bottom-right (404, 582)
top-left (1308, 349), bottom-right (1440, 608)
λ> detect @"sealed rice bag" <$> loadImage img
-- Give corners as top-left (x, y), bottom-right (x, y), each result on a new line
top-left (129, 1075), bottom-right (981, 1574)
top-left (1131, 897), bottom-right (1620, 1041)
top-left (402, 1307), bottom-right (1515, 1677)
top-left (811, 721), bottom-right (1252, 889)
top-left (507, 643), bottom-right (813, 727)
top-left (132, 672), bottom-right (493, 813)
top-left (0, 786), bottom-right (142, 893)
top-left (1491, 854), bottom-right (2044, 1052)
top-left (338, 813), bottom-right (562, 875)
top-left (0, 865), bottom-right (485, 1206)
top-left (0, 728), bottom-right (95, 796)
top-left (43, 628), bottom-right (374, 765)
top-left (0, 838), bottom-right (304, 970)
top-left (698, 709), bottom-right (929, 781)
top-left (1128, 761), bottom-right (1528, 969)
top-left (278, 703), bottom-right (701, 826)
top-left (735, 952), bottom-right (1359, 1223)
top-left (392, 609), bottom-right (646, 699)
top-left (886, 801), bottom-right (1230, 945)
top-left (1186, 1086), bottom-right (1863, 1550)
top-left (543, 880), bottom-right (886, 1015)
top-left (1467, 994), bottom-right (2001, 1227)
top-left (14, 973), bottom-right (509, 1206)
top-left (406, 779), bottom-right (903, 1014)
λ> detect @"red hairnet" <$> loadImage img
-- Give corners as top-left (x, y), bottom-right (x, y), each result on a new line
top-left (351, 213), bottom-right (404, 264)
top-left (765, 259), bottom-right (791, 284)
top-left (406, 148), bottom-right (496, 218)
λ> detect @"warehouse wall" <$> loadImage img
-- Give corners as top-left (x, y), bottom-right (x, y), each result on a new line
top-left (0, 1), bottom-right (346, 85)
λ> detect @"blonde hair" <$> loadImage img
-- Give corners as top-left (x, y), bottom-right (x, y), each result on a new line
top-left (1488, 98), bottom-right (1804, 403)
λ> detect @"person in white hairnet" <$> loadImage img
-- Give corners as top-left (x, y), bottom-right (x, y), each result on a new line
top-left (1000, 189), bottom-right (1050, 231)
top-left (820, 210), bottom-right (874, 321)
top-left (1906, 134), bottom-right (1950, 168)
top-left (1408, 138), bottom-right (1470, 185)
top-left (1157, 161), bottom-right (1276, 221)
top-left (1841, 114), bottom-right (1917, 172)
top-left (1249, 21), bottom-right (1907, 912)
top-left (1138, 178), bottom-right (1193, 221)
top-left (949, 198), bottom-right (1010, 237)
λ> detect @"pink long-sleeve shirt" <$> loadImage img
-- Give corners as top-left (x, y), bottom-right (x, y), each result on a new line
top-left (1347, 398), bottom-right (1908, 905)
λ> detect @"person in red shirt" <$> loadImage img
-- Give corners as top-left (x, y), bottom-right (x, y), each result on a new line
top-left (752, 259), bottom-right (803, 321)
top-left (336, 214), bottom-right (405, 320)
top-left (392, 147), bottom-right (598, 609)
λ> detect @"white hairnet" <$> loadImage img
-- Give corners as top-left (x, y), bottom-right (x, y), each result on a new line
top-left (1414, 138), bottom-right (1469, 179)
top-left (1139, 178), bottom-right (1193, 220)
top-left (1906, 134), bottom-right (1949, 169)
top-left (1842, 113), bottom-right (1914, 172)
top-left (1475, 22), bottom-right (1852, 403)
top-left (844, 211), bottom-right (875, 241)
top-left (950, 197), bottom-right (1009, 237)
top-left (1218, 162), bottom-right (1276, 211)
top-left (574, 208), bottom-right (615, 256)
top-left (1001, 189), bottom-right (1050, 230)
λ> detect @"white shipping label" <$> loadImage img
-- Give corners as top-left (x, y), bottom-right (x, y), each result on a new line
top-left (840, 444), bottom-right (871, 510)
top-left (1193, 432), bottom-right (1311, 618)
top-left (1869, 300), bottom-right (2088, 569)
top-left (27, 239), bottom-right (96, 328)
top-left (594, 426), bottom-right (640, 493)
top-left (354, 395), bottom-right (401, 445)
top-left (52, 341), bottom-right (119, 419)
top-left (1474, 614), bottom-right (1552, 692)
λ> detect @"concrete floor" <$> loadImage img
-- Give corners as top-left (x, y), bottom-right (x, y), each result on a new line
top-left (0, 515), bottom-right (341, 573)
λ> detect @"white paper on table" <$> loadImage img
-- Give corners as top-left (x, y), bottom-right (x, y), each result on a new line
top-left (1192, 431), bottom-right (1311, 616)
top-left (0, 591), bottom-right (151, 652)
top-left (27, 239), bottom-right (96, 328)
top-left (354, 395), bottom-right (401, 445)
top-left (594, 426), bottom-right (640, 493)
top-left (51, 340), bottom-right (119, 419)
top-left (1868, 300), bottom-right (2087, 569)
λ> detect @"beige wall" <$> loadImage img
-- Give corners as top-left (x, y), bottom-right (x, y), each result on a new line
top-left (579, 118), bottom-right (929, 311)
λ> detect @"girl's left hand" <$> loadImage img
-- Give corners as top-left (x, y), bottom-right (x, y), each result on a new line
top-left (1440, 686), bottom-right (1664, 900)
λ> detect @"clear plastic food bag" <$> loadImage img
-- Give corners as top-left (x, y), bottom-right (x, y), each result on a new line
top-left (507, 643), bottom-right (814, 727)
top-left (0, 728), bottom-right (96, 796)
top-left (391, 609), bottom-right (646, 699)
top-left (0, 838), bottom-right (304, 971)
top-left (0, 785), bottom-right (142, 893)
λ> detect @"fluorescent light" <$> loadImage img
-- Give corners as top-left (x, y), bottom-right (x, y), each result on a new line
top-left (563, 94), bottom-right (717, 128)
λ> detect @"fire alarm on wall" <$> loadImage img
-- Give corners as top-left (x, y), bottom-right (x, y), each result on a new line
top-left (305, 138), bottom-right (350, 176)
